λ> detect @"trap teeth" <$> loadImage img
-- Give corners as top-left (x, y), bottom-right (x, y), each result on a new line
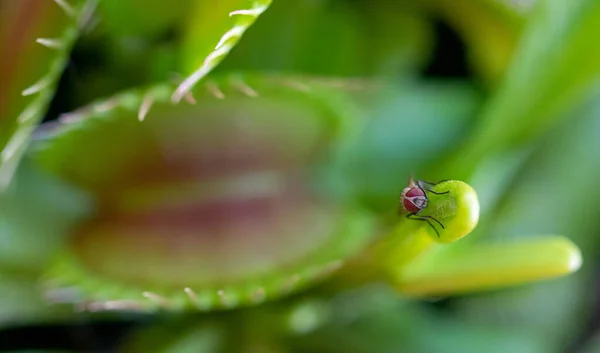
top-left (0, 0), bottom-right (85, 189)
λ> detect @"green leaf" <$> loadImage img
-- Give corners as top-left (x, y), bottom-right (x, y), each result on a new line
top-left (485, 92), bottom-right (600, 250)
top-left (175, 0), bottom-right (272, 102)
top-left (442, 0), bottom-right (600, 179)
top-left (0, 0), bottom-right (91, 190)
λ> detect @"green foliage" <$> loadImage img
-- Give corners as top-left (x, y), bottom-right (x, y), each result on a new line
top-left (441, 0), bottom-right (600, 178)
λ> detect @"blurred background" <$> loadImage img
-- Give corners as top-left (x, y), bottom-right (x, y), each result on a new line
top-left (2, 0), bottom-right (600, 352)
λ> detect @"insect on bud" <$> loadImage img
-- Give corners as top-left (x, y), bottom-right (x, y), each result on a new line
top-left (399, 177), bottom-right (449, 238)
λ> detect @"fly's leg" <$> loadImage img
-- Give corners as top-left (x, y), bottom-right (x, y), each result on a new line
top-left (407, 213), bottom-right (443, 237)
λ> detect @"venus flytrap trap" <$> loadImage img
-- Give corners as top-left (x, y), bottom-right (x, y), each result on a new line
top-left (27, 73), bottom-right (377, 313)
top-left (0, 0), bottom-right (93, 190)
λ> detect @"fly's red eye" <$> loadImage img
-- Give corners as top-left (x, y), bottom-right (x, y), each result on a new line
top-left (402, 187), bottom-right (427, 213)
top-left (405, 187), bottom-right (425, 198)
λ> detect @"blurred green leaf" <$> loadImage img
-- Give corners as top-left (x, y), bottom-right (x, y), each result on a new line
top-left (121, 320), bottom-right (226, 353)
top-left (295, 291), bottom-right (552, 353)
top-left (443, 0), bottom-right (600, 179)
top-left (0, 159), bottom-right (93, 273)
top-left (98, 0), bottom-right (192, 37)
top-left (424, 0), bottom-right (524, 84)
top-left (218, 0), bottom-right (364, 76)
top-left (0, 274), bottom-right (68, 328)
top-left (580, 330), bottom-right (600, 353)
top-left (357, 0), bottom-right (434, 76)
top-left (219, 0), bottom-right (433, 77)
